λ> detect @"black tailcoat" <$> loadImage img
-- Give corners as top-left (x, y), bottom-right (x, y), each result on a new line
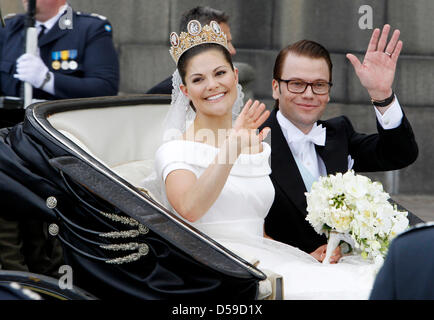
top-left (261, 108), bottom-right (419, 253)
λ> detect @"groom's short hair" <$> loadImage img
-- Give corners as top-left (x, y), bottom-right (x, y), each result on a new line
top-left (179, 6), bottom-right (229, 32)
top-left (273, 40), bottom-right (333, 83)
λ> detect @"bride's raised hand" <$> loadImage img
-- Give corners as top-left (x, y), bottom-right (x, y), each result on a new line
top-left (234, 99), bottom-right (269, 131)
top-left (231, 99), bottom-right (271, 152)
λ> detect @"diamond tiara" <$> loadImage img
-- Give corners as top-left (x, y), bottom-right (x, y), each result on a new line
top-left (169, 20), bottom-right (228, 64)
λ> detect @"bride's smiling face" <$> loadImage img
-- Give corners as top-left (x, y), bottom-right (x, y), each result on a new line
top-left (180, 49), bottom-right (238, 118)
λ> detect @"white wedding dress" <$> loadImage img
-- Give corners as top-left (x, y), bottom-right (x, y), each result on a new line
top-left (154, 139), bottom-right (378, 300)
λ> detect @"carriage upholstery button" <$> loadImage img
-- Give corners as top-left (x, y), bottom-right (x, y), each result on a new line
top-left (46, 196), bottom-right (58, 209)
top-left (48, 223), bottom-right (59, 236)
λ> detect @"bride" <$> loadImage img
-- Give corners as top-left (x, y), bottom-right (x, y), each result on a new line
top-left (151, 20), bottom-right (378, 299)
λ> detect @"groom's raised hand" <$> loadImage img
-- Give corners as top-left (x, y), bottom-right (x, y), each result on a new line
top-left (346, 24), bottom-right (402, 105)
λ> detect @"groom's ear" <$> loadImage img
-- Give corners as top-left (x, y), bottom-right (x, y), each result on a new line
top-left (271, 79), bottom-right (280, 100)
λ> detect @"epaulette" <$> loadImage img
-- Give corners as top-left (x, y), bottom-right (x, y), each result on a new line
top-left (76, 12), bottom-right (107, 20)
top-left (398, 221), bottom-right (434, 237)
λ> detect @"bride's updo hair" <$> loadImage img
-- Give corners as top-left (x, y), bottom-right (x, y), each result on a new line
top-left (177, 43), bottom-right (234, 85)
top-left (177, 43), bottom-right (234, 112)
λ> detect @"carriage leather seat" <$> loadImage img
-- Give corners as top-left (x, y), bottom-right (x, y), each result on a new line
top-left (48, 104), bottom-right (167, 196)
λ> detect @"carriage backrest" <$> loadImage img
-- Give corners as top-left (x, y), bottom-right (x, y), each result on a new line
top-left (47, 104), bottom-right (170, 186)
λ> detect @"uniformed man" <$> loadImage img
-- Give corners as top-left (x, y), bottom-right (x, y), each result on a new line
top-left (0, 0), bottom-right (119, 278)
top-left (0, 0), bottom-right (119, 100)
top-left (370, 222), bottom-right (434, 299)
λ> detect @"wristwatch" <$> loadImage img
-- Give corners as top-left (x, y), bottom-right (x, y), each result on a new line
top-left (371, 91), bottom-right (394, 107)
top-left (39, 70), bottom-right (51, 89)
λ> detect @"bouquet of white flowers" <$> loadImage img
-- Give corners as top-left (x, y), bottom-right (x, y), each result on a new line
top-left (305, 170), bottom-right (409, 264)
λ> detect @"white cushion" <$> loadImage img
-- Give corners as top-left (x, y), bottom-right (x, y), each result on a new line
top-left (111, 159), bottom-right (155, 187)
top-left (48, 104), bottom-right (170, 187)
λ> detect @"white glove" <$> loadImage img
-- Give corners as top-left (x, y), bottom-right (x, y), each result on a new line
top-left (14, 53), bottom-right (49, 88)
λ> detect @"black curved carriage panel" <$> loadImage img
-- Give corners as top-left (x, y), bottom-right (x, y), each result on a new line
top-left (0, 95), bottom-right (265, 300)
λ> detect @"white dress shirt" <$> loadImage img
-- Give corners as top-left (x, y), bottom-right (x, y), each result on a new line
top-left (35, 4), bottom-right (69, 34)
top-left (33, 4), bottom-right (69, 95)
top-left (276, 96), bottom-right (404, 182)
top-left (277, 111), bottom-right (328, 180)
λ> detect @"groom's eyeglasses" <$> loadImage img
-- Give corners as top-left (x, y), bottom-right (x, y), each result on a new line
top-left (277, 79), bottom-right (333, 95)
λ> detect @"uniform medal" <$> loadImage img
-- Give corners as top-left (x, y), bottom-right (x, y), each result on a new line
top-left (69, 49), bottom-right (78, 70)
top-left (51, 51), bottom-right (61, 70)
top-left (52, 60), bottom-right (61, 70)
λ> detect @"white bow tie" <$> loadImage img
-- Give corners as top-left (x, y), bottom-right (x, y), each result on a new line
top-left (290, 124), bottom-right (326, 147)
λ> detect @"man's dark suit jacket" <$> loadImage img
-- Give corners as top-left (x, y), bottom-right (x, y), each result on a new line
top-left (370, 223), bottom-right (434, 300)
top-left (146, 76), bottom-right (172, 94)
top-left (261, 108), bottom-right (419, 254)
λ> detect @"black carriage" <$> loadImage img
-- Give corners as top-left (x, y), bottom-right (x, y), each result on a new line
top-left (0, 95), bottom-right (281, 300)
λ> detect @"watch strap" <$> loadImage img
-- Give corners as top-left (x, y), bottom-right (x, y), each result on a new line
top-left (39, 70), bottom-right (51, 89)
top-left (371, 91), bottom-right (395, 107)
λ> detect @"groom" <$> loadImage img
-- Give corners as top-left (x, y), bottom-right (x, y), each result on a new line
top-left (261, 25), bottom-right (419, 262)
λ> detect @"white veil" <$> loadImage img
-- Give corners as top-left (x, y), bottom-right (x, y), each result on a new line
top-left (141, 67), bottom-right (245, 207)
